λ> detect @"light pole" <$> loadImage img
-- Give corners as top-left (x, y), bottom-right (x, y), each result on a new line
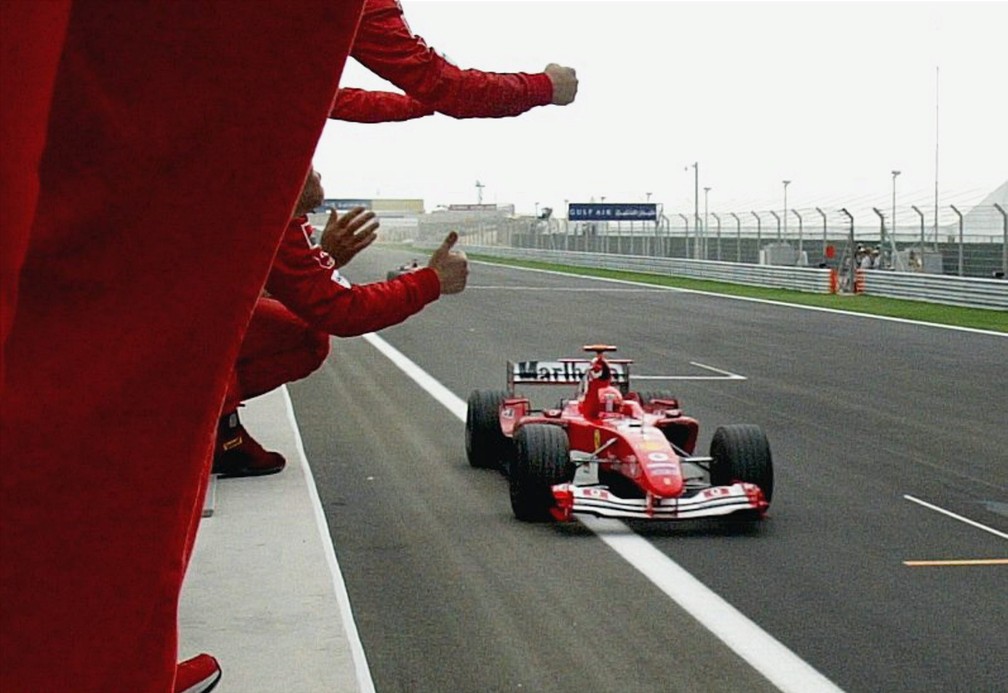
top-left (782, 180), bottom-right (791, 240)
top-left (891, 170), bottom-right (900, 245)
top-left (703, 186), bottom-right (711, 260)
top-left (645, 192), bottom-right (652, 202)
top-left (475, 180), bottom-right (485, 205)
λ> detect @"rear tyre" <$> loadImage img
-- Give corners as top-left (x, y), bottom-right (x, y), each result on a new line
top-left (709, 424), bottom-right (773, 504)
top-left (465, 390), bottom-right (509, 469)
top-left (509, 424), bottom-right (574, 522)
top-left (638, 390), bottom-right (677, 405)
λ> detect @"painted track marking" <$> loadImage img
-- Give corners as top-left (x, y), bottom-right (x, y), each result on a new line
top-left (362, 331), bottom-right (841, 693)
top-left (281, 388), bottom-right (376, 693)
top-left (903, 559), bottom-right (1008, 567)
top-left (634, 361), bottom-right (747, 381)
top-left (903, 494), bottom-right (1008, 540)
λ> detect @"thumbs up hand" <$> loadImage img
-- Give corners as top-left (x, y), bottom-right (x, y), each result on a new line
top-left (427, 231), bottom-right (469, 295)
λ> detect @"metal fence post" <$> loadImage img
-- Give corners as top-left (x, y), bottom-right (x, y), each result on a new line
top-left (677, 213), bottom-right (690, 259)
top-left (872, 207), bottom-right (887, 266)
top-left (872, 207), bottom-right (885, 245)
top-left (994, 203), bottom-right (1007, 277)
top-left (712, 212), bottom-right (722, 261)
top-left (950, 204), bottom-right (963, 276)
top-left (815, 207), bottom-right (827, 263)
top-left (911, 205), bottom-right (925, 253)
top-left (730, 212), bottom-right (742, 263)
top-left (770, 210), bottom-right (781, 241)
top-left (659, 214), bottom-right (670, 257)
top-left (792, 209), bottom-right (803, 261)
top-left (840, 208), bottom-right (855, 290)
top-left (750, 211), bottom-right (762, 264)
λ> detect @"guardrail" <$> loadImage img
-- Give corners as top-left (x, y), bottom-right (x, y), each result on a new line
top-left (435, 243), bottom-right (836, 293)
top-left (409, 241), bottom-right (1008, 310)
top-left (857, 270), bottom-right (1008, 310)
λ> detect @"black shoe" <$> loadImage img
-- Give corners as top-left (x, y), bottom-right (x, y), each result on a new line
top-left (175, 653), bottom-right (221, 693)
top-left (212, 410), bottom-right (286, 478)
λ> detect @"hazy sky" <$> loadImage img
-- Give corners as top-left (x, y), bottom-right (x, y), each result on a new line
top-left (315, 1), bottom-right (1007, 220)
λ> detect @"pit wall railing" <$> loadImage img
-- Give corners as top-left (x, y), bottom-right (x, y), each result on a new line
top-left (408, 240), bottom-right (1008, 311)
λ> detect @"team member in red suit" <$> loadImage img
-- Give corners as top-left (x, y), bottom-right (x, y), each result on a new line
top-left (215, 168), bottom-right (468, 476)
top-left (331, 86), bottom-right (435, 123)
top-left (330, 0), bottom-right (578, 122)
top-left (219, 0), bottom-right (580, 473)
top-left (0, 2), bottom-right (365, 692)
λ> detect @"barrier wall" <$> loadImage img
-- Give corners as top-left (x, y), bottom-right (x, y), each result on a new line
top-left (856, 270), bottom-right (1008, 310)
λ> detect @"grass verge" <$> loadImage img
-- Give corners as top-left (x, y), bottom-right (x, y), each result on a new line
top-left (467, 253), bottom-right (1008, 334)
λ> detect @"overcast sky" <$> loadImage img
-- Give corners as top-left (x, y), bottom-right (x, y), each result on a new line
top-left (315, 0), bottom-right (1007, 220)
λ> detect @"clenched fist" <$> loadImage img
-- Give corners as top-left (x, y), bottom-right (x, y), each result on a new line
top-left (544, 63), bottom-right (577, 106)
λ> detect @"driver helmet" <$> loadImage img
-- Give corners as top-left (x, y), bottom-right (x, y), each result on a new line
top-left (599, 387), bottom-right (623, 413)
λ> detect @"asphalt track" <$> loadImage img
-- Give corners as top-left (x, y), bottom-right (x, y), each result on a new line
top-left (289, 247), bottom-right (1007, 693)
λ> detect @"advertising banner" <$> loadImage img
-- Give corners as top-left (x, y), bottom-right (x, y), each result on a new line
top-left (568, 203), bottom-right (657, 221)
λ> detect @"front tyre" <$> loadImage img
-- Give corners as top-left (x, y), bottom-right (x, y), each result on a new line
top-left (465, 390), bottom-right (509, 469)
top-left (709, 424), bottom-right (774, 504)
top-left (509, 424), bottom-right (574, 522)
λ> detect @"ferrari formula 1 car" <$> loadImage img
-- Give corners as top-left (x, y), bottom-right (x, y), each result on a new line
top-left (386, 259), bottom-right (421, 280)
top-left (465, 345), bottom-right (773, 522)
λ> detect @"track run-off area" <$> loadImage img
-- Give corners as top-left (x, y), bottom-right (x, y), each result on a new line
top-left (289, 247), bottom-right (1007, 693)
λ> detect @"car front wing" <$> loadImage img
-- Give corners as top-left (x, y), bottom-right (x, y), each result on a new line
top-left (550, 482), bottom-right (767, 521)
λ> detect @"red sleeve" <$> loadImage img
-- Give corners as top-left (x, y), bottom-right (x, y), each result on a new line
top-left (330, 87), bottom-right (435, 122)
top-left (265, 218), bottom-right (441, 336)
top-left (352, 0), bottom-right (554, 119)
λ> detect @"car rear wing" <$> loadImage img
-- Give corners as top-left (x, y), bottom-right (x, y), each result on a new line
top-left (507, 359), bottom-right (632, 394)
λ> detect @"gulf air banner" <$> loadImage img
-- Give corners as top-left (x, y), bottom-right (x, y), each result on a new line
top-left (568, 203), bottom-right (657, 221)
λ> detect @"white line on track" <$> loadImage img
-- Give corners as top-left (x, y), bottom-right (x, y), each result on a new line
top-left (281, 387), bottom-right (377, 693)
top-left (904, 494), bottom-right (1008, 540)
top-left (582, 516), bottom-right (842, 693)
top-left (361, 331), bottom-right (842, 693)
top-left (634, 362), bottom-right (748, 381)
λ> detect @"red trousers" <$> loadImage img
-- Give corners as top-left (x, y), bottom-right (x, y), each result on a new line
top-left (0, 2), bottom-right (363, 691)
top-left (224, 297), bottom-right (331, 413)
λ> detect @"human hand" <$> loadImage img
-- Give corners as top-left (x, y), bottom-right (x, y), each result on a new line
top-left (544, 63), bottom-right (577, 105)
top-left (319, 206), bottom-right (378, 268)
top-left (427, 231), bottom-right (468, 295)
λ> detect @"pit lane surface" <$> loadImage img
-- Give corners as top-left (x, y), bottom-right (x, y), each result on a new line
top-left (289, 248), bottom-right (1008, 693)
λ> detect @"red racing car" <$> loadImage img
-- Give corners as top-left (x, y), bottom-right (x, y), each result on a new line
top-left (386, 259), bottom-right (421, 281)
top-left (465, 345), bottom-right (773, 522)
